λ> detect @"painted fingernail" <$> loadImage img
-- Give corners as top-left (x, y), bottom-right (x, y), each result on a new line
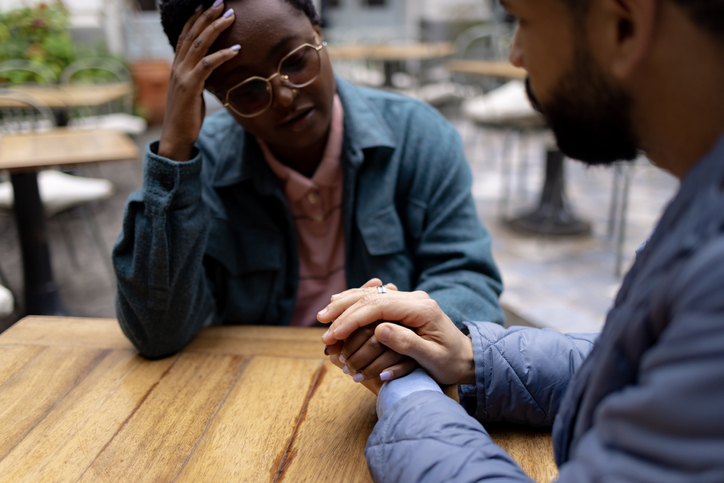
top-left (195, 4), bottom-right (202, 12)
top-left (338, 354), bottom-right (347, 364)
top-left (342, 365), bottom-right (351, 375)
top-left (324, 345), bottom-right (329, 356)
top-left (223, 8), bottom-right (234, 18)
top-left (353, 373), bottom-right (365, 383)
top-left (379, 371), bottom-right (392, 381)
top-left (212, 0), bottom-right (223, 7)
top-left (229, 44), bottom-right (241, 52)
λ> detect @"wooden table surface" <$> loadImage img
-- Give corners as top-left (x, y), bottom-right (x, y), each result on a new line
top-left (0, 128), bottom-right (139, 173)
top-left (327, 42), bottom-right (455, 61)
top-left (0, 317), bottom-right (558, 482)
top-left (0, 83), bottom-right (132, 109)
top-left (446, 59), bottom-right (528, 80)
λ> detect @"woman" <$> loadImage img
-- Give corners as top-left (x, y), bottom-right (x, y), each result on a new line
top-left (113, 0), bottom-right (503, 376)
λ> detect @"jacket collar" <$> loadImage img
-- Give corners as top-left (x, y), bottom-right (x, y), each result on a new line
top-left (211, 75), bottom-right (396, 189)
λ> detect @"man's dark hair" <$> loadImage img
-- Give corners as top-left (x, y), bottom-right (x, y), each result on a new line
top-left (560, 0), bottom-right (724, 42)
top-left (159, 0), bottom-right (320, 50)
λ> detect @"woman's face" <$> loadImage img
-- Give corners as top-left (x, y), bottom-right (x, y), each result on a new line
top-left (206, 0), bottom-right (335, 155)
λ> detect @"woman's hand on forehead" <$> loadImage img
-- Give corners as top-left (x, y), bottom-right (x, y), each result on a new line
top-left (158, 1), bottom-right (241, 162)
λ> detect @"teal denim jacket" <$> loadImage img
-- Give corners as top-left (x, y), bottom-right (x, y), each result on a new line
top-left (113, 77), bottom-right (503, 358)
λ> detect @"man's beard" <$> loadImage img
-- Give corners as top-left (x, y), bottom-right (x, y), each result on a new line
top-left (525, 47), bottom-right (639, 165)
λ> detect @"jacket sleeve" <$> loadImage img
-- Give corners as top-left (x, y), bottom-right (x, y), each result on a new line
top-left (460, 322), bottom-right (597, 427)
top-left (363, 325), bottom-right (596, 483)
top-left (365, 391), bottom-right (535, 483)
top-left (407, 110), bottom-right (504, 327)
top-left (112, 141), bottom-right (218, 359)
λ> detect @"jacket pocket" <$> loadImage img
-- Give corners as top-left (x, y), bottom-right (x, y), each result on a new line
top-left (206, 218), bottom-right (282, 276)
top-left (359, 205), bottom-right (406, 256)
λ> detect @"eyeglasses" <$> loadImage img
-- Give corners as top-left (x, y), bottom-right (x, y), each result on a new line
top-left (222, 36), bottom-right (326, 118)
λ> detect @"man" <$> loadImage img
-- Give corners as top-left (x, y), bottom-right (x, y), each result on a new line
top-left (319, 0), bottom-right (724, 480)
top-left (112, 0), bottom-right (503, 360)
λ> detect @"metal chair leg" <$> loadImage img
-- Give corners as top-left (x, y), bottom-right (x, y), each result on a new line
top-left (614, 165), bottom-right (633, 278)
top-left (80, 204), bottom-right (115, 284)
top-left (497, 130), bottom-right (515, 219)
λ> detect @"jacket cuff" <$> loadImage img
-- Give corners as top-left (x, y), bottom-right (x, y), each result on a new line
top-left (459, 321), bottom-right (494, 420)
top-left (142, 140), bottom-right (203, 209)
top-left (377, 368), bottom-right (443, 418)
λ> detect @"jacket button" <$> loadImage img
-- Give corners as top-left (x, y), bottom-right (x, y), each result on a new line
top-left (160, 175), bottom-right (174, 191)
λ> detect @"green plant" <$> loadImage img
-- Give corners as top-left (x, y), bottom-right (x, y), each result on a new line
top-left (0, 1), bottom-right (122, 84)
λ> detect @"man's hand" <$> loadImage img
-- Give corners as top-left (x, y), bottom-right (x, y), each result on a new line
top-left (319, 286), bottom-right (475, 386)
top-left (159, 1), bottom-right (239, 161)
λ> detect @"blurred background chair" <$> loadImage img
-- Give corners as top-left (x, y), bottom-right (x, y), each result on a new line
top-left (60, 57), bottom-right (146, 135)
top-left (0, 59), bottom-right (57, 86)
top-left (0, 90), bottom-right (116, 281)
top-left (461, 80), bottom-right (546, 218)
top-left (0, 282), bottom-right (13, 318)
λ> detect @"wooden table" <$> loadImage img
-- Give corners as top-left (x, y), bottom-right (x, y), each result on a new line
top-left (0, 83), bottom-right (132, 109)
top-left (327, 42), bottom-right (455, 61)
top-left (0, 317), bottom-right (558, 482)
top-left (327, 42), bottom-right (455, 87)
top-left (0, 129), bottom-right (139, 316)
top-left (0, 127), bottom-right (138, 173)
top-left (445, 59), bottom-right (527, 80)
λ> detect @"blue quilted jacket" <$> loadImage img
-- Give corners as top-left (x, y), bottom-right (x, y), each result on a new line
top-left (365, 135), bottom-right (724, 482)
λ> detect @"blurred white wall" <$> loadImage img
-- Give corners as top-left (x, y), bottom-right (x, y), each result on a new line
top-left (418, 0), bottom-right (491, 22)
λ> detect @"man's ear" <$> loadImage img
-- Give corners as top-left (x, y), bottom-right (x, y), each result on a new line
top-left (591, 0), bottom-right (658, 80)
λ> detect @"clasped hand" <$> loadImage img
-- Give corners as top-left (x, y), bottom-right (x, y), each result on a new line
top-left (317, 278), bottom-right (476, 395)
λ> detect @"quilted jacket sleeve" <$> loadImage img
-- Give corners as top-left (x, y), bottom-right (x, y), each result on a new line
top-left (459, 322), bottom-right (597, 427)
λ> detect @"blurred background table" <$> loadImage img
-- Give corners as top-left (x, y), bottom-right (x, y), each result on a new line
top-left (0, 129), bottom-right (138, 316)
top-left (0, 83), bottom-right (132, 111)
top-left (327, 42), bottom-right (455, 61)
top-left (327, 41), bottom-right (455, 87)
top-left (446, 59), bottom-right (527, 80)
top-left (0, 317), bottom-right (558, 483)
top-left (456, 61), bottom-right (591, 236)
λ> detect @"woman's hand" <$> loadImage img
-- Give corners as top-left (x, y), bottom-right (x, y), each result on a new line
top-left (319, 286), bottom-right (475, 386)
top-left (321, 279), bottom-right (418, 392)
top-left (158, 1), bottom-right (239, 161)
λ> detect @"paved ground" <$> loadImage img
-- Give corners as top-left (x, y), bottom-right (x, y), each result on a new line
top-left (0, 110), bottom-right (678, 334)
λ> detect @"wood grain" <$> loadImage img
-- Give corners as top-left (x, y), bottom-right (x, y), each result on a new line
top-left (490, 427), bottom-right (558, 483)
top-left (0, 318), bottom-right (558, 483)
top-left (77, 352), bottom-right (246, 483)
top-left (0, 128), bottom-right (139, 172)
top-left (279, 361), bottom-right (377, 483)
top-left (0, 350), bottom-right (175, 482)
top-left (0, 347), bottom-right (109, 460)
top-left (185, 325), bottom-right (328, 359)
top-left (0, 317), bottom-right (131, 349)
top-left (177, 356), bottom-right (323, 482)
top-left (0, 344), bottom-right (44, 387)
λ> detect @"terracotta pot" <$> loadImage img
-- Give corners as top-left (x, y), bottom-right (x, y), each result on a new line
top-left (129, 59), bottom-right (171, 125)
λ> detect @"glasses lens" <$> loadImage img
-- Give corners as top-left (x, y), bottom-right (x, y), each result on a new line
top-left (228, 79), bottom-right (270, 116)
top-left (280, 45), bottom-right (321, 87)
